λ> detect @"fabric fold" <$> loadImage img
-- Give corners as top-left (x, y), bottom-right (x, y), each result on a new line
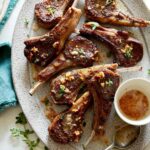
top-left (0, 43), bottom-right (17, 111)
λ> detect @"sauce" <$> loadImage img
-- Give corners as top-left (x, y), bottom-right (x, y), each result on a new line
top-left (45, 107), bottom-right (58, 122)
top-left (119, 90), bottom-right (149, 120)
top-left (40, 95), bottom-right (57, 121)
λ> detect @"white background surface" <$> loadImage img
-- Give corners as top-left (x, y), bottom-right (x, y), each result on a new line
top-left (0, 0), bottom-right (150, 150)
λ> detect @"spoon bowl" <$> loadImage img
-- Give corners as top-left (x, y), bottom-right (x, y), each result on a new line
top-left (105, 125), bottom-right (141, 150)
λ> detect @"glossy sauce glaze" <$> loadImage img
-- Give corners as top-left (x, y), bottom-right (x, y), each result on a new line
top-left (119, 90), bottom-right (149, 120)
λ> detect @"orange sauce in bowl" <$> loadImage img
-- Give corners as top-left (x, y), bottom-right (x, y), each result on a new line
top-left (119, 90), bottom-right (149, 120)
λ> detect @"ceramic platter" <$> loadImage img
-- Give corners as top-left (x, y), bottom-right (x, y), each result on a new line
top-left (12, 0), bottom-right (150, 149)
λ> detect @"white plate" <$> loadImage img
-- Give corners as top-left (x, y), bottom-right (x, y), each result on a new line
top-left (12, 0), bottom-right (150, 149)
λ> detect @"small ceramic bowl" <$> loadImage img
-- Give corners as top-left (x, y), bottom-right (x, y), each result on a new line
top-left (114, 78), bottom-right (150, 126)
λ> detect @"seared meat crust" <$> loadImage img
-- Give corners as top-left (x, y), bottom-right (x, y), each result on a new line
top-left (24, 7), bottom-right (82, 67)
top-left (85, 0), bottom-right (150, 27)
top-left (80, 22), bottom-right (143, 67)
top-left (37, 35), bottom-right (99, 81)
top-left (35, 0), bottom-right (74, 29)
top-left (49, 91), bottom-right (91, 143)
top-left (50, 63), bottom-right (118, 105)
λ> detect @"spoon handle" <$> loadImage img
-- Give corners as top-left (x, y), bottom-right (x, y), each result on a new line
top-left (104, 143), bottom-right (114, 150)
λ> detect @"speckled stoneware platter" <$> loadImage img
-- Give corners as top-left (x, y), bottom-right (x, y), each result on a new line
top-left (12, 0), bottom-right (150, 149)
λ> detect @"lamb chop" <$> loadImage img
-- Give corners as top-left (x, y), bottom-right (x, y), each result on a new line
top-left (24, 7), bottom-right (82, 67)
top-left (29, 35), bottom-right (99, 95)
top-left (48, 91), bottom-right (91, 143)
top-left (50, 63), bottom-right (118, 105)
top-left (50, 63), bottom-right (141, 105)
top-left (80, 22), bottom-right (143, 67)
top-left (85, 0), bottom-right (150, 27)
top-left (35, 0), bottom-right (76, 29)
top-left (84, 70), bottom-right (120, 147)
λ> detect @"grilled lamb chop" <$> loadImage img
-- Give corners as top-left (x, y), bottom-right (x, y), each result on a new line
top-left (24, 7), bottom-right (82, 67)
top-left (35, 0), bottom-right (75, 29)
top-left (84, 70), bottom-right (120, 147)
top-left (80, 22), bottom-right (143, 67)
top-left (49, 91), bottom-right (91, 143)
top-left (50, 63), bottom-right (118, 105)
top-left (29, 35), bottom-right (99, 95)
top-left (88, 81), bottom-right (113, 134)
top-left (50, 63), bottom-right (141, 105)
top-left (85, 0), bottom-right (150, 27)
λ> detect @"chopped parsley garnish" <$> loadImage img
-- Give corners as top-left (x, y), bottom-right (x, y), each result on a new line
top-left (105, 79), bottom-right (113, 87)
top-left (16, 112), bottom-right (27, 125)
top-left (92, 24), bottom-right (97, 30)
top-left (72, 48), bottom-right (85, 56)
top-left (105, 0), bottom-right (114, 6)
top-left (44, 98), bottom-right (49, 106)
top-left (58, 85), bottom-right (66, 97)
top-left (88, 22), bottom-right (99, 30)
top-left (91, 23), bottom-right (99, 30)
top-left (80, 84), bottom-right (85, 90)
top-left (34, 58), bottom-right (40, 63)
top-left (78, 48), bottom-right (85, 55)
top-left (44, 146), bottom-right (49, 150)
top-left (123, 45), bottom-right (133, 59)
top-left (148, 69), bottom-right (150, 75)
top-left (46, 6), bottom-right (56, 15)
top-left (24, 18), bottom-right (29, 27)
top-left (60, 114), bottom-right (65, 120)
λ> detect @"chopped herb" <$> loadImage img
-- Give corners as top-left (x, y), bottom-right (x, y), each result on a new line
top-left (44, 146), bottom-right (49, 150)
top-left (25, 138), bottom-right (40, 150)
top-left (92, 24), bottom-right (97, 30)
top-left (16, 112), bottom-right (27, 125)
top-left (44, 98), bottom-right (49, 106)
top-left (10, 112), bottom-right (40, 150)
top-left (57, 85), bottom-right (66, 97)
top-left (10, 128), bottom-right (22, 137)
top-left (80, 84), bottom-right (85, 90)
top-left (105, 79), bottom-right (113, 87)
top-left (60, 114), bottom-right (65, 120)
top-left (105, 0), bottom-right (114, 6)
top-left (59, 85), bottom-right (66, 93)
top-left (123, 45), bottom-right (133, 59)
top-left (46, 6), bottom-right (56, 15)
top-left (88, 22), bottom-right (99, 30)
top-left (91, 23), bottom-right (98, 30)
top-left (24, 18), bottom-right (29, 27)
top-left (148, 69), bottom-right (150, 75)
top-left (78, 48), bottom-right (84, 55)
top-left (72, 48), bottom-right (85, 55)
top-left (34, 58), bottom-right (40, 63)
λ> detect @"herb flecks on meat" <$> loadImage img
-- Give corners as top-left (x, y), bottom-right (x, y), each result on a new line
top-left (80, 22), bottom-right (143, 67)
top-left (85, 0), bottom-right (150, 27)
top-left (49, 92), bottom-right (91, 143)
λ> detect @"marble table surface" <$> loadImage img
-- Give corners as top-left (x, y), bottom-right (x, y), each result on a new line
top-left (0, 0), bottom-right (150, 150)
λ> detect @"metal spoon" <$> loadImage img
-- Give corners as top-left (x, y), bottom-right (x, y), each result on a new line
top-left (105, 125), bottom-right (141, 150)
